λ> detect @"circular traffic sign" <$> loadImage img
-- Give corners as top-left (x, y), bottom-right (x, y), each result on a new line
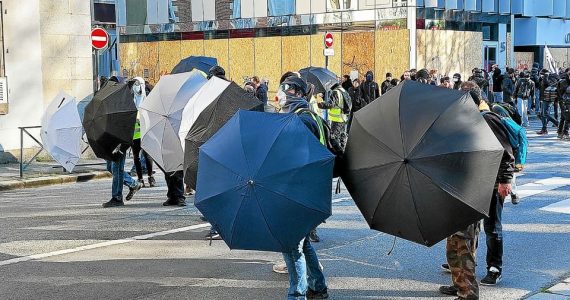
top-left (324, 32), bottom-right (334, 48)
top-left (91, 28), bottom-right (109, 50)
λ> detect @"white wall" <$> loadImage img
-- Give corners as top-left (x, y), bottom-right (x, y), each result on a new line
top-left (0, 0), bottom-right (45, 151)
top-left (0, 0), bottom-right (93, 152)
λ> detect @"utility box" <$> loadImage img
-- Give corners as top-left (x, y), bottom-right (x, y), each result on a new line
top-left (0, 77), bottom-right (8, 115)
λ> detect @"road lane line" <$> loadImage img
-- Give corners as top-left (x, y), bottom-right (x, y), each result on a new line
top-left (515, 177), bottom-right (570, 199)
top-left (0, 223), bottom-right (211, 267)
top-left (540, 198), bottom-right (570, 215)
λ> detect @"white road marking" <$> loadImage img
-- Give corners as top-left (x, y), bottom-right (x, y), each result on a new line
top-left (514, 177), bottom-right (570, 199)
top-left (332, 197), bottom-right (352, 203)
top-left (540, 198), bottom-right (570, 215)
top-left (0, 223), bottom-right (211, 267)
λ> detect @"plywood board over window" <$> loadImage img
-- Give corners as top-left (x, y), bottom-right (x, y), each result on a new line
top-left (255, 37), bottom-right (282, 93)
top-left (119, 42), bottom-right (139, 78)
top-left (229, 38), bottom-right (255, 83)
top-left (136, 42), bottom-right (159, 84)
top-left (181, 39), bottom-right (205, 58)
top-left (282, 36), bottom-right (311, 74)
top-left (204, 39), bottom-right (229, 73)
top-left (342, 31), bottom-right (375, 79)
top-left (158, 40), bottom-right (182, 76)
top-left (375, 29), bottom-right (409, 82)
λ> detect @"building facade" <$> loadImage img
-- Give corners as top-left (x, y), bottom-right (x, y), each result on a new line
top-left (0, 0), bottom-right (93, 157)
top-left (114, 0), bottom-right (523, 92)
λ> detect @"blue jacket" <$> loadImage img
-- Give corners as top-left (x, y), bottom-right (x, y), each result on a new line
top-left (255, 83), bottom-right (269, 105)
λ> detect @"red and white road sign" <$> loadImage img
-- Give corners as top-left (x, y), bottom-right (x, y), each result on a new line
top-left (91, 28), bottom-right (109, 50)
top-left (324, 32), bottom-right (334, 48)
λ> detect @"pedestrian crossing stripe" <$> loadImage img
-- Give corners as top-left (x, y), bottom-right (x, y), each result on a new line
top-left (514, 177), bottom-right (570, 199)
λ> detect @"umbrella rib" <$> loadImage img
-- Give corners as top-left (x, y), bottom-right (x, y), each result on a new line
top-left (370, 164), bottom-right (404, 223)
top-left (251, 118), bottom-right (291, 179)
top-left (227, 184), bottom-right (250, 247)
top-left (356, 118), bottom-right (403, 160)
top-left (250, 186), bottom-right (287, 251)
top-left (406, 95), bottom-right (465, 158)
top-left (256, 184), bottom-right (331, 216)
top-left (403, 165), bottom-right (428, 244)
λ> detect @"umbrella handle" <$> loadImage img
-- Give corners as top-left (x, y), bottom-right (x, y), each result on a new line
top-left (58, 98), bottom-right (66, 108)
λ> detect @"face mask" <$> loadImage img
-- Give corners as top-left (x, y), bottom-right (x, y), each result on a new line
top-left (366, 75), bottom-right (373, 81)
top-left (133, 83), bottom-right (142, 94)
top-left (453, 77), bottom-right (459, 82)
top-left (277, 90), bottom-right (288, 108)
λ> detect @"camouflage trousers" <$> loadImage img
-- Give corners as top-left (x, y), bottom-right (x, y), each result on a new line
top-left (446, 222), bottom-right (480, 300)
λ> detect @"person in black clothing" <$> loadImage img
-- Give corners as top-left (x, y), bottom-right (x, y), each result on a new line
top-left (537, 73), bottom-right (560, 134)
top-left (349, 79), bottom-right (363, 112)
top-left (341, 74), bottom-right (353, 91)
top-left (452, 73), bottom-right (462, 90)
top-left (360, 71), bottom-right (380, 105)
top-left (381, 73), bottom-right (393, 95)
top-left (557, 70), bottom-right (570, 139)
top-left (492, 66), bottom-right (504, 103)
top-left (252, 76), bottom-right (269, 106)
top-left (501, 68), bottom-right (515, 105)
top-left (415, 69), bottom-right (430, 84)
top-left (207, 66), bottom-right (228, 81)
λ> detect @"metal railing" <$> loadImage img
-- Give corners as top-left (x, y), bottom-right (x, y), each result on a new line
top-left (18, 126), bottom-right (105, 178)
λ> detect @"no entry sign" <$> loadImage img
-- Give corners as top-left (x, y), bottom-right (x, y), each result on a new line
top-left (324, 32), bottom-right (334, 48)
top-left (91, 28), bottom-right (109, 50)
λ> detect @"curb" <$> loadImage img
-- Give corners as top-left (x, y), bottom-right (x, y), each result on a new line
top-left (0, 171), bottom-right (112, 191)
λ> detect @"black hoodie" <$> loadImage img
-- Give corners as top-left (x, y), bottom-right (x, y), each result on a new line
top-left (360, 71), bottom-right (380, 106)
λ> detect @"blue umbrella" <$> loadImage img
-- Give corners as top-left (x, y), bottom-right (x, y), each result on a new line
top-left (171, 56), bottom-right (218, 74)
top-left (195, 110), bottom-right (335, 252)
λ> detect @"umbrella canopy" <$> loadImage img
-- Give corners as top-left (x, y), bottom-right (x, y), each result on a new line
top-left (171, 56), bottom-right (218, 74)
top-left (183, 82), bottom-right (264, 189)
top-left (178, 76), bottom-right (231, 149)
top-left (195, 111), bottom-right (335, 252)
top-left (341, 80), bottom-right (505, 247)
top-left (77, 94), bottom-right (93, 122)
top-left (82, 81), bottom-right (137, 161)
top-left (40, 91), bottom-right (82, 173)
top-left (140, 70), bottom-right (208, 173)
top-left (299, 67), bottom-right (338, 94)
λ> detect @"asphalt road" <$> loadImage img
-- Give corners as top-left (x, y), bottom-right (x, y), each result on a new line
top-left (0, 119), bottom-right (569, 300)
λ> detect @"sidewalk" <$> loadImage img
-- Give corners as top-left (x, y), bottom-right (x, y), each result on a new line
top-left (0, 159), bottom-right (111, 191)
top-left (527, 277), bottom-right (570, 299)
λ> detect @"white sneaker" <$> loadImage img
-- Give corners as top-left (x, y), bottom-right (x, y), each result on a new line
top-left (272, 263), bottom-right (288, 274)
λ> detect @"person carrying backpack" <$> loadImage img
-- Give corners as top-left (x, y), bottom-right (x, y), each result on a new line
top-left (513, 71), bottom-right (535, 127)
top-left (274, 75), bottom-right (330, 300)
top-left (318, 83), bottom-right (351, 153)
top-left (537, 73), bottom-right (560, 135)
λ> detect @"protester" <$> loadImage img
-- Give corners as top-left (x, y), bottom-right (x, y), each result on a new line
top-left (537, 73), bottom-right (560, 134)
top-left (102, 77), bottom-right (142, 208)
top-left (452, 73), bottom-right (462, 90)
top-left (415, 69), bottom-right (430, 84)
top-left (131, 77), bottom-right (156, 188)
top-left (471, 68), bottom-right (490, 101)
top-left (277, 75), bottom-right (329, 300)
top-left (530, 64), bottom-right (541, 113)
top-left (207, 66), bottom-right (228, 81)
top-left (557, 69), bottom-right (570, 139)
top-left (252, 76), bottom-right (269, 106)
top-left (381, 73), bottom-right (393, 94)
top-left (341, 75), bottom-right (353, 91)
top-left (360, 71), bottom-right (380, 105)
top-left (318, 82), bottom-right (350, 154)
top-left (502, 68), bottom-right (515, 106)
top-left (402, 70), bottom-right (412, 81)
top-left (440, 81), bottom-right (514, 299)
top-left (349, 79), bottom-right (364, 112)
top-left (492, 66), bottom-right (504, 103)
top-left (513, 71), bottom-right (535, 127)
top-left (389, 78), bottom-right (399, 91)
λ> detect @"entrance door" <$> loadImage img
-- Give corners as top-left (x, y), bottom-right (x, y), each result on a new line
top-left (483, 44), bottom-right (497, 73)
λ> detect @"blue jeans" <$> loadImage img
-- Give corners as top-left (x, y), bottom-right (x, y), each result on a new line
top-left (493, 92), bottom-right (503, 103)
top-left (484, 189), bottom-right (504, 272)
top-left (516, 98), bottom-right (529, 127)
top-left (282, 238), bottom-right (327, 300)
top-left (540, 101), bottom-right (558, 131)
top-left (106, 156), bottom-right (136, 200)
top-left (534, 88), bottom-right (541, 111)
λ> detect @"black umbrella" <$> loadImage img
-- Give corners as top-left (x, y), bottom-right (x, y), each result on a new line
top-left (171, 56), bottom-right (218, 74)
top-left (183, 82), bottom-right (264, 189)
top-left (341, 80), bottom-right (505, 247)
top-left (82, 81), bottom-right (137, 161)
top-left (299, 67), bottom-right (338, 94)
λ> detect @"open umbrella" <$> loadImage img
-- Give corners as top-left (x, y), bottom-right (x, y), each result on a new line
top-left (140, 70), bottom-right (208, 173)
top-left (77, 94), bottom-right (93, 122)
top-left (82, 81), bottom-right (137, 161)
top-left (40, 91), bottom-right (82, 173)
top-left (171, 56), bottom-right (218, 74)
top-left (178, 76), bottom-right (231, 149)
top-left (299, 67), bottom-right (338, 94)
top-left (183, 82), bottom-right (263, 189)
top-left (341, 80), bottom-right (505, 247)
top-left (195, 111), bottom-right (335, 252)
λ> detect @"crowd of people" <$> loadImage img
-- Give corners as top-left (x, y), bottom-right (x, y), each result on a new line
top-left (97, 61), bottom-right (562, 300)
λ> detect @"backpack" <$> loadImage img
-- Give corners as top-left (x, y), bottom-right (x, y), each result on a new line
top-left (482, 111), bottom-right (528, 166)
top-left (334, 88), bottom-right (352, 115)
top-left (493, 102), bottom-right (522, 125)
top-left (296, 108), bottom-right (344, 178)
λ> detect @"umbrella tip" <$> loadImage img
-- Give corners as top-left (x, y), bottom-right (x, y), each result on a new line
top-left (247, 180), bottom-right (255, 185)
top-left (403, 158), bottom-right (409, 164)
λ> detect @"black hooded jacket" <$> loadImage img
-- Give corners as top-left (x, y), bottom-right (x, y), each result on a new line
top-left (360, 71), bottom-right (380, 106)
top-left (482, 112), bottom-right (515, 184)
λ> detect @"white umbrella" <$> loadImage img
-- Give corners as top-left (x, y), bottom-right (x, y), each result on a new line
top-left (178, 76), bottom-right (231, 150)
top-left (140, 70), bottom-right (207, 173)
top-left (40, 91), bottom-right (82, 173)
